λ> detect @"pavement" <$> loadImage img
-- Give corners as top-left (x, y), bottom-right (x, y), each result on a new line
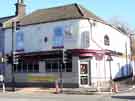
top-left (0, 87), bottom-right (114, 98)
top-left (0, 87), bottom-right (134, 101)
top-left (0, 90), bottom-right (132, 101)
top-left (0, 92), bottom-right (115, 101)
top-left (0, 83), bottom-right (134, 96)
top-left (16, 87), bottom-right (56, 94)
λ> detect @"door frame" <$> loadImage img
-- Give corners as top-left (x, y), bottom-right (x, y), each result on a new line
top-left (79, 61), bottom-right (89, 87)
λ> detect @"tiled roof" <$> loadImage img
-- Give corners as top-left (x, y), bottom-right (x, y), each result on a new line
top-left (0, 16), bottom-right (15, 24)
top-left (21, 3), bottom-right (106, 26)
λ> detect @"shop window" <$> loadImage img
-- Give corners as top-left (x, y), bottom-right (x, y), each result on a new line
top-left (59, 64), bottom-right (66, 72)
top-left (28, 64), bottom-right (33, 72)
top-left (45, 62), bottom-right (72, 73)
top-left (14, 62), bottom-right (39, 73)
top-left (34, 64), bottom-right (39, 73)
top-left (104, 35), bottom-right (110, 46)
top-left (17, 64), bottom-right (22, 72)
top-left (66, 63), bottom-right (72, 72)
top-left (13, 64), bottom-right (17, 72)
top-left (46, 63), bottom-right (52, 72)
top-left (23, 64), bottom-right (27, 72)
top-left (52, 63), bottom-right (59, 72)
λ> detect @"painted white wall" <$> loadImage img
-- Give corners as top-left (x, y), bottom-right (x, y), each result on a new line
top-left (78, 19), bottom-right (131, 85)
top-left (5, 19), bottom-right (130, 55)
top-left (4, 18), bottom-right (131, 86)
top-left (5, 19), bottom-right (80, 54)
top-left (79, 19), bottom-right (130, 55)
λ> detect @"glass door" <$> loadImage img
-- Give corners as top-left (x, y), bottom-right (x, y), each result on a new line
top-left (80, 62), bottom-right (89, 87)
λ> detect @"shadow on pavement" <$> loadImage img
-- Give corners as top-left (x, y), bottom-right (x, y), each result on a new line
top-left (112, 95), bottom-right (135, 100)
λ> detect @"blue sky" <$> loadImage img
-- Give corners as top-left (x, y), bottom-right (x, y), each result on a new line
top-left (0, 0), bottom-right (135, 29)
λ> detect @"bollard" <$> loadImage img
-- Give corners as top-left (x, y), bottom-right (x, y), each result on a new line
top-left (55, 80), bottom-right (59, 94)
top-left (2, 82), bottom-right (5, 93)
top-left (114, 83), bottom-right (118, 92)
top-left (111, 83), bottom-right (118, 93)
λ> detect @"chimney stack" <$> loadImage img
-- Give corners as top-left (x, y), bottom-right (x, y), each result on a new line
top-left (15, 0), bottom-right (26, 17)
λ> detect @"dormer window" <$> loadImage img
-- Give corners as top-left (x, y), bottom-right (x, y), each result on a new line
top-left (104, 35), bottom-right (110, 46)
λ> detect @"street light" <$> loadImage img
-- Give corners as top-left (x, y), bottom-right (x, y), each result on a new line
top-left (11, 21), bottom-right (16, 91)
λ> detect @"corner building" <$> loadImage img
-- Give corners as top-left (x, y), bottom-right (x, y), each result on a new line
top-left (3, 2), bottom-right (132, 89)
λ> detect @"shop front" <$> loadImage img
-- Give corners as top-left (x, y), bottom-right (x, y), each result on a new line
top-left (5, 49), bottom-right (113, 88)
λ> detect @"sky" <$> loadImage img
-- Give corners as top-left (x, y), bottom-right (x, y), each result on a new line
top-left (0, 0), bottom-right (135, 29)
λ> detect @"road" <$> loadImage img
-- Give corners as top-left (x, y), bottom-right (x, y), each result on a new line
top-left (0, 92), bottom-right (133, 101)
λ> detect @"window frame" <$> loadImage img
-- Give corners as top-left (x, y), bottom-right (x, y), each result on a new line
top-left (45, 61), bottom-right (72, 73)
top-left (13, 62), bottom-right (39, 73)
top-left (104, 35), bottom-right (110, 46)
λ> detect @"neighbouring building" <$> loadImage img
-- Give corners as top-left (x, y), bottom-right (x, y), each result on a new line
top-left (0, 0), bottom-right (26, 74)
top-left (1, 1), bottom-right (133, 89)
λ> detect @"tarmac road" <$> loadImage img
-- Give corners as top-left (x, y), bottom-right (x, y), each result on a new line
top-left (0, 92), bottom-right (131, 101)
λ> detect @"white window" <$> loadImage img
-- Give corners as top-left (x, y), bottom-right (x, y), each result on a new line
top-left (81, 31), bottom-right (90, 48)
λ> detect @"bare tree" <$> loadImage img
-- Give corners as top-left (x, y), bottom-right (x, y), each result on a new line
top-left (109, 17), bottom-right (135, 56)
top-left (109, 17), bottom-right (135, 35)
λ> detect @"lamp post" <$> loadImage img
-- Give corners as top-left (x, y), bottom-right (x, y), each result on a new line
top-left (11, 21), bottom-right (16, 91)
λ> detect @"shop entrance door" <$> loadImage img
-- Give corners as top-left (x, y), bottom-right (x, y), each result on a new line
top-left (80, 62), bottom-right (89, 87)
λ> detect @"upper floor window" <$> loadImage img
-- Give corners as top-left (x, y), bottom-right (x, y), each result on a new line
top-left (81, 31), bottom-right (90, 48)
top-left (104, 35), bottom-right (110, 46)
